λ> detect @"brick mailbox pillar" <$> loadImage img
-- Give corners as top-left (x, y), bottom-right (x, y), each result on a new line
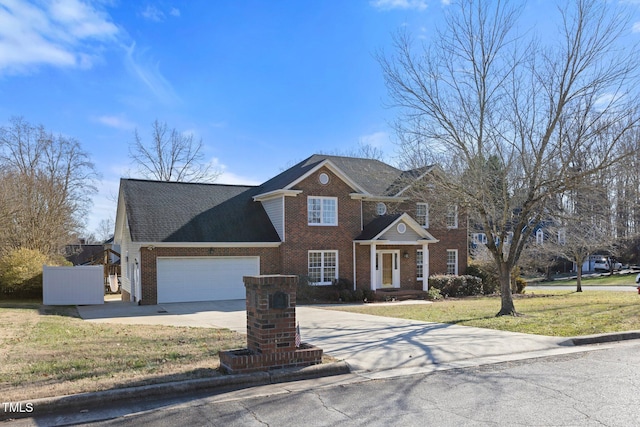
top-left (219, 275), bottom-right (323, 374)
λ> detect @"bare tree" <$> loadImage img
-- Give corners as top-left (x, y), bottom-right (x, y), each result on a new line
top-left (95, 217), bottom-right (115, 242)
top-left (380, 0), bottom-right (640, 315)
top-left (130, 120), bottom-right (219, 182)
top-left (319, 141), bottom-right (387, 161)
top-left (542, 177), bottom-right (617, 291)
top-left (0, 117), bottom-right (97, 255)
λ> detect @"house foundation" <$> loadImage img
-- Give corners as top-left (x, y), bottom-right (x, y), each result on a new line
top-left (219, 275), bottom-right (323, 374)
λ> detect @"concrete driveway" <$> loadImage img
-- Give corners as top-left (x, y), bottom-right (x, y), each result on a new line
top-left (77, 300), bottom-right (586, 376)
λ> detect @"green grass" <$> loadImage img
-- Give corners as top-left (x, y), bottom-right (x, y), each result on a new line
top-left (0, 303), bottom-right (245, 401)
top-left (538, 272), bottom-right (637, 286)
top-left (330, 291), bottom-right (640, 337)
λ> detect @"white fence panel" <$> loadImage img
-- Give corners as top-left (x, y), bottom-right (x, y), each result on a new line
top-left (43, 265), bottom-right (104, 305)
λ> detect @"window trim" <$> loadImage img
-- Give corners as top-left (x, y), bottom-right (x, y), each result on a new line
top-left (308, 250), bottom-right (338, 285)
top-left (416, 249), bottom-right (424, 281)
top-left (446, 249), bottom-right (458, 275)
top-left (446, 205), bottom-right (458, 229)
top-left (307, 196), bottom-right (338, 226)
top-left (416, 202), bottom-right (429, 228)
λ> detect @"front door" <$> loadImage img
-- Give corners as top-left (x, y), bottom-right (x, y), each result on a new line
top-left (382, 253), bottom-right (393, 287)
top-left (376, 250), bottom-right (400, 289)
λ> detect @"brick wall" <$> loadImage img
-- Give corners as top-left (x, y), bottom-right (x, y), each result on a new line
top-left (384, 199), bottom-right (469, 276)
top-left (139, 246), bottom-right (281, 305)
top-left (281, 166), bottom-right (362, 282)
top-left (428, 227), bottom-right (469, 275)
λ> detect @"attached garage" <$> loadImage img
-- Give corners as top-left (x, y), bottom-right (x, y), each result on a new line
top-left (156, 257), bottom-right (259, 303)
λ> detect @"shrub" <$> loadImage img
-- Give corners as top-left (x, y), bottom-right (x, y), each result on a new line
top-left (427, 287), bottom-right (442, 300)
top-left (0, 248), bottom-right (54, 298)
top-left (297, 276), bottom-right (358, 303)
top-left (512, 276), bottom-right (527, 294)
top-left (363, 289), bottom-right (375, 303)
top-left (339, 289), bottom-right (354, 302)
top-left (461, 275), bottom-right (483, 296)
top-left (333, 277), bottom-right (352, 290)
top-left (429, 274), bottom-right (485, 297)
top-left (465, 263), bottom-right (500, 295)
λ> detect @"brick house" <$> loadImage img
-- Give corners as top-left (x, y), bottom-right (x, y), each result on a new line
top-left (114, 154), bottom-right (467, 305)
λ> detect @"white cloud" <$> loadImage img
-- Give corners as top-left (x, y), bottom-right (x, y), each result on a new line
top-left (140, 5), bottom-right (181, 22)
top-left (95, 114), bottom-right (136, 130)
top-left (633, 22), bottom-right (640, 33)
top-left (359, 131), bottom-right (389, 148)
top-left (210, 158), bottom-right (262, 185)
top-left (0, 0), bottom-right (119, 74)
top-left (124, 42), bottom-right (179, 104)
top-left (141, 5), bottom-right (164, 22)
top-left (370, 0), bottom-right (428, 11)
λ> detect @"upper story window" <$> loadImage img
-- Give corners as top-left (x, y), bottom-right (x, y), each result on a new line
top-left (376, 202), bottom-right (387, 216)
top-left (416, 203), bottom-right (429, 228)
top-left (318, 173), bottom-right (330, 185)
top-left (472, 233), bottom-right (488, 245)
top-left (557, 228), bottom-right (566, 245)
top-left (308, 196), bottom-right (337, 226)
top-left (536, 228), bottom-right (544, 245)
top-left (446, 205), bottom-right (458, 228)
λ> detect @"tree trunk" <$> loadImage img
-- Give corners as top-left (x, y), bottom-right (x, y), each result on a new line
top-left (576, 267), bottom-right (583, 292)
top-left (496, 267), bottom-right (517, 316)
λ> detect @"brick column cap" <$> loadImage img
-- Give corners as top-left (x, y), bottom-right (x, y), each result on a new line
top-left (243, 275), bottom-right (299, 286)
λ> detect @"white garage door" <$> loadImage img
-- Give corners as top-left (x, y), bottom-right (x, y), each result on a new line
top-left (157, 257), bottom-right (259, 303)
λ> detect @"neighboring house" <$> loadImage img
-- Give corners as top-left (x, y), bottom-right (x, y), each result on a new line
top-left (65, 241), bottom-right (105, 266)
top-left (114, 154), bottom-right (468, 305)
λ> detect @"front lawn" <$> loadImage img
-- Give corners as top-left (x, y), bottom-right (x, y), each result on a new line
top-left (539, 272), bottom-right (637, 286)
top-left (329, 291), bottom-right (640, 337)
top-left (0, 303), bottom-right (245, 402)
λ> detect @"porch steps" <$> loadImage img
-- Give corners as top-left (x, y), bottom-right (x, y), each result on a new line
top-left (374, 289), bottom-right (429, 302)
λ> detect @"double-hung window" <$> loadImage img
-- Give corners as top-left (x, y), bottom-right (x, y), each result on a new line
top-left (308, 251), bottom-right (338, 285)
top-left (416, 249), bottom-right (424, 280)
top-left (416, 203), bottom-right (429, 228)
top-left (308, 196), bottom-right (337, 226)
top-left (446, 205), bottom-right (458, 228)
top-left (446, 249), bottom-right (458, 275)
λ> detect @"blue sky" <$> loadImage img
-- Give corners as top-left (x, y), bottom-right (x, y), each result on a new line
top-left (1, 0), bottom-right (639, 237)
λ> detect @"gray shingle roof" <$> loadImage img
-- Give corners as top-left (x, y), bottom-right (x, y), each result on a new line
top-left (121, 179), bottom-right (280, 243)
top-left (355, 214), bottom-right (403, 241)
top-left (257, 154), bottom-right (406, 196)
top-left (120, 155), bottom-right (433, 244)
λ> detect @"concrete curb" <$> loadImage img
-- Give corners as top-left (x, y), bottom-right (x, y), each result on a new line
top-left (564, 330), bottom-right (640, 346)
top-left (1, 362), bottom-right (350, 421)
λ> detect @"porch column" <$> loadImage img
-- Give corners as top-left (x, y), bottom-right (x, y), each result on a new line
top-left (370, 243), bottom-right (377, 291)
top-left (422, 244), bottom-right (429, 291)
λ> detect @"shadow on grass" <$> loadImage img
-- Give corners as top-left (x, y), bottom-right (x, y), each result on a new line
top-left (39, 305), bottom-right (81, 318)
top-left (0, 299), bottom-right (42, 309)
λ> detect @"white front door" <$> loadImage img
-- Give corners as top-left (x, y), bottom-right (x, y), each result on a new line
top-left (376, 250), bottom-right (400, 289)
